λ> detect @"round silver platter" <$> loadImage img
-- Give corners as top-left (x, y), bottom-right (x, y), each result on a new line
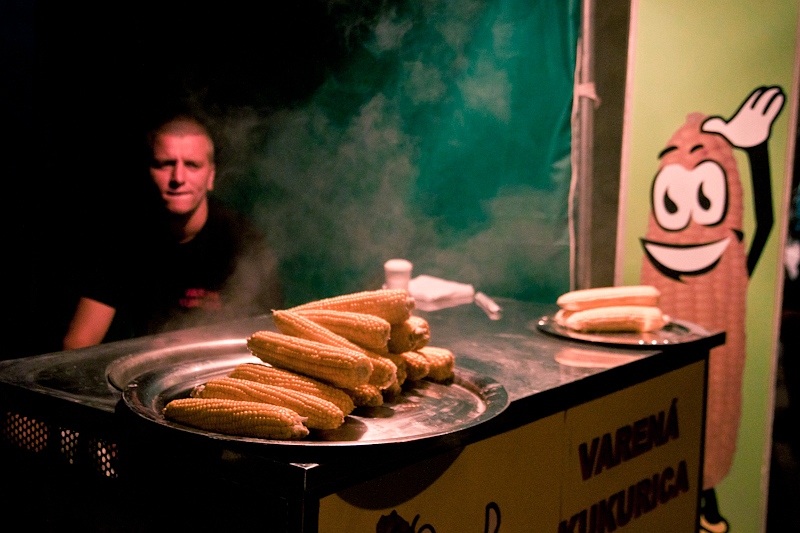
top-left (118, 339), bottom-right (508, 447)
top-left (534, 315), bottom-right (711, 348)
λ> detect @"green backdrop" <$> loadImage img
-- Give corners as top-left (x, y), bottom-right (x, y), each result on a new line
top-left (215, 0), bottom-right (580, 306)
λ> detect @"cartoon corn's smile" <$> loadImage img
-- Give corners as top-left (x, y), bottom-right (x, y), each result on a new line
top-left (642, 236), bottom-right (733, 280)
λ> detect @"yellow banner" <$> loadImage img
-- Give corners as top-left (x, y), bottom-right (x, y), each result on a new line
top-left (319, 360), bottom-right (705, 532)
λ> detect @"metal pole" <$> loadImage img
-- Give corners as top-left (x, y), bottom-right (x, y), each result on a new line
top-left (574, 0), bottom-right (596, 290)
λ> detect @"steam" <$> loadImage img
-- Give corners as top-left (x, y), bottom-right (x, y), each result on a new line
top-left (212, 0), bottom-right (573, 305)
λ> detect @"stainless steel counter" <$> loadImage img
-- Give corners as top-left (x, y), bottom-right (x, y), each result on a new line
top-left (0, 298), bottom-right (724, 532)
top-left (0, 298), bottom-right (718, 409)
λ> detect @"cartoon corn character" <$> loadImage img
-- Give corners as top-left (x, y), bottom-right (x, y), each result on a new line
top-left (639, 86), bottom-right (784, 532)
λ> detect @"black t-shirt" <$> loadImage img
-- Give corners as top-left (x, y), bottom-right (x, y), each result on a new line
top-left (83, 199), bottom-right (283, 341)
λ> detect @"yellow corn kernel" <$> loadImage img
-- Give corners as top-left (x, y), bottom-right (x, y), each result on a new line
top-left (398, 350), bottom-right (430, 381)
top-left (247, 331), bottom-right (372, 390)
top-left (272, 309), bottom-right (397, 390)
top-left (388, 316), bottom-right (431, 354)
top-left (416, 346), bottom-right (456, 382)
top-left (292, 309), bottom-right (391, 352)
top-left (563, 305), bottom-right (668, 333)
top-left (556, 285), bottom-right (661, 312)
top-left (191, 377), bottom-right (345, 430)
top-left (288, 289), bottom-right (415, 325)
top-left (344, 384), bottom-right (384, 407)
top-left (228, 363), bottom-right (355, 415)
top-left (162, 397), bottom-right (309, 440)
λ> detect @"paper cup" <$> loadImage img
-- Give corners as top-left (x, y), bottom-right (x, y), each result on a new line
top-left (384, 259), bottom-right (413, 290)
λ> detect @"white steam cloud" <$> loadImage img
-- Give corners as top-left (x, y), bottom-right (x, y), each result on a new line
top-left (212, 0), bottom-right (573, 304)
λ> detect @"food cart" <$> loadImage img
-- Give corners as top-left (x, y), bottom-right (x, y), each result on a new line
top-left (0, 298), bottom-right (722, 532)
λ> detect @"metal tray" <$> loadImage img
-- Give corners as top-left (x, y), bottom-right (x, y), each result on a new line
top-left (534, 315), bottom-right (711, 348)
top-left (120, 341), bottom-right (508, 448)
top-left (107, 338), bottom-right (262, 391)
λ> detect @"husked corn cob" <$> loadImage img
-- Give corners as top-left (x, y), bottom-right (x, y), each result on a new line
top-left (289, 289), bottom-right (415, 325)
top-left (417, 346), bottom-right (455, 382)
top-left (364, 354), bottom-right (398, 389)
top-left (556, 285), bottom-right (661, 312)
top-left (192, 377), bottom-right (345, 430)
top-left (554, 308), bottom-right (573, 327)
top-left (247, 331), bottom-right (372, 390)
top-left (398, 350), bottom-right (430, 381)
top-left (344, 384), bottom-right (384, 407)
top-left (272, 309), bottom-right (397, 389)
top-left (563, 305), bottom-right (668, 333)
top-left (293, 309), bottom-right (391, 352)
top-left (228, 363), bottom-right (355, 415)
top-left (384, 352), bottom-right (408, 386)
top-left (388, 316), bottom-right (431, 354)
top-left (163, 397), bottom-right (309, 440)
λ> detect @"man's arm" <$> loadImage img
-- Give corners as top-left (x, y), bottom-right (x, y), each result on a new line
top-left (62, 297), bottom-right (116, 350)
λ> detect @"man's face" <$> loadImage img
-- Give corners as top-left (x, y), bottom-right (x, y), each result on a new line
top-left (149, 132), bottom-right (215, 216)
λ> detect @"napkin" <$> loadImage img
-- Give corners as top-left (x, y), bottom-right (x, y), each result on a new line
top-left (407, 274), bottom-right (475, 311)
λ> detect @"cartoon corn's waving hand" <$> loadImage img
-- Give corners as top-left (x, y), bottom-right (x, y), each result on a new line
top-left (702, 86), bottom-right (785, 149)
top-left (703, 86), bottom-right (784, 274)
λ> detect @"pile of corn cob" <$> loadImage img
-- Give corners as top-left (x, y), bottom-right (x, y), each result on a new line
top-left (553, 285), bottom-right (670, 333)
top-left (162, 289), bottom-right (456, 440)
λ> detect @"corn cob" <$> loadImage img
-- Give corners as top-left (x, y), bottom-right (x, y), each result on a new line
top-left (364, 353), bottom-right (397, 389)
top-left (344, 384), bottom-right (384, 407)
top-left (192, 377), bottom-right (345, 430)
top-left (272, 309), bottom-right (397, 389)
top-left (416, 346), bottom-right (456, 382)
top-left (384, 352), bottom-right (408, 386)
top-left (288, 289), bottom-right (415, 325)
top-left (398, 350), bottom-right (430, 381)
top-left (556, 285), bottom-right (661, 312)
top-left (228, 363), bottom-right (355, 415)
top-left (293, 309), bottom-right (391, 352)
top-left (388, 316), bottom-right (431, 354)
top-left (162, 397), bottom-right (309, 440)
top-left (247, 331), bottom-right (372, 390)
top-left (367, 354), bottom-right (399, 388)
top-left (553, 308), bottom-right (573, 327)
top-left (562, 305), bottom-right (668, 333)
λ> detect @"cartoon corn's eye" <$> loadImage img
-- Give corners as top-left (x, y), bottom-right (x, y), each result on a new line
top-left (652, 161), bottom-right (728, 231)
top-left (653, 166), bottom-right (691, 230)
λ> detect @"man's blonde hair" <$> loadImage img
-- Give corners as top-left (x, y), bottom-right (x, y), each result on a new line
top-left (148, 115), bottom-right (215, 163)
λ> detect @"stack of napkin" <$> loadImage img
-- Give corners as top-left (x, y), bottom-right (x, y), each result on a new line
top-left (407, 275), bottom-right (475, 311)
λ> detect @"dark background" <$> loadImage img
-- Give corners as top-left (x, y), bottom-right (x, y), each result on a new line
top-left (4, 1), bottom-right (584, 359)
top-left (2, 1), bottom-right (359, 356)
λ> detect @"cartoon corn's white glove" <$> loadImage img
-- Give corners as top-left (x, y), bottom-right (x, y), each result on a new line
top-left (701, 86), bottom-right (785, 148)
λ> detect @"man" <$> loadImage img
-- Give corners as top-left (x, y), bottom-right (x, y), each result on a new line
top-left (63, 114), bottom-right (283, 349)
